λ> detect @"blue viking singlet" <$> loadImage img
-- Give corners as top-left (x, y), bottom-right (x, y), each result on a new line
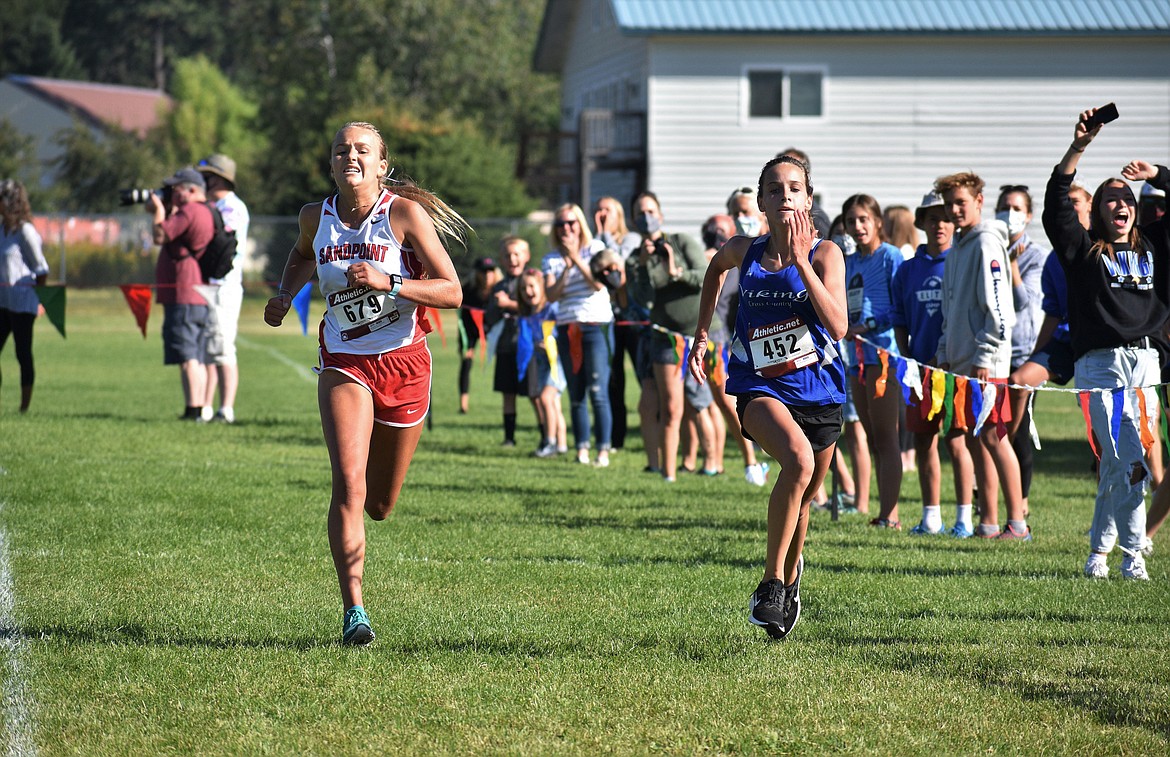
top-left (726, 235), bottom-right (846, 406)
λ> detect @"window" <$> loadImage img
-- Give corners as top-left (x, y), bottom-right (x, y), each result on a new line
top-left (747, 68), bottom-right (824, 119)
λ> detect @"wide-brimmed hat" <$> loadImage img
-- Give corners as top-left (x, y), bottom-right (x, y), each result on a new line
top-left (162, 167), bottom-right (205, 190)
top-left (914, 191), bottom-right (946, 229)
top-left (196, 154), bottom-right (237, 186)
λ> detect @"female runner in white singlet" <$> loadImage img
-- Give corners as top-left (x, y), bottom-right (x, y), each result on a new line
top-left (264, 121), bottom-right (470, 645)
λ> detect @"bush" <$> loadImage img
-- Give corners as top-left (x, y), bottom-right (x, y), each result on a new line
top-left (51, 241), bottom-right (156, 287)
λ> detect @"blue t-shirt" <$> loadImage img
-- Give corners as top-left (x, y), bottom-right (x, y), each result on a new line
top-left (726, 235), bottom-right (846, 407)
top-left (1040, 251), bottom-right (1070, 343)
top-left (890, 244), bottom-right (948, 363)
top-left (844, 241), bottom-right (902, 364)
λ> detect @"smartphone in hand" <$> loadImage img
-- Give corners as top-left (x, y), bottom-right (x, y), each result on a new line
top-left (1083, 103), bottom-right (1119, 131)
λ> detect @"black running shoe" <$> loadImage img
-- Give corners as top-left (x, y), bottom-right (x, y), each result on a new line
top-left (749, 579), bottom-right (786, 639)
top-left (782, 554), bottom-right (803, 638)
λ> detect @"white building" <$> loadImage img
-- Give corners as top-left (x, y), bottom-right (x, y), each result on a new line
top-left (534, 0), bottom-right (1170, 241)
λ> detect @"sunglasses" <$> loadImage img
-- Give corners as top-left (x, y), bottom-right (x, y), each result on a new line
top-left (553, 219), bottom-right (578, 228)
top-left (999, 184), bottom-right (1029, 194)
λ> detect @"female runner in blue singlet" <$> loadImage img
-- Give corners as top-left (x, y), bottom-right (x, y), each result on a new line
top-left (690, 155), bottom-right (847, 640)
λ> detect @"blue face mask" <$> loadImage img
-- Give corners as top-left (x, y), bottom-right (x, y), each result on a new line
top-left (635, 212), bottom-right (662, 236)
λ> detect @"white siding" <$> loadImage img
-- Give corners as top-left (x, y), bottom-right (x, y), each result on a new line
top-left (642, 35), bottom-right (1170, 244)
top-left (559, 0), bottom-right (648, 130)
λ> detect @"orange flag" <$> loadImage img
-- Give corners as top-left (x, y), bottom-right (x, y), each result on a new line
top-left (953, 376), bottom-right (968, 432)
top-left (120, 284), bottom-right (153, 338)
top-left (1137, 388), bottom-right (1157, 454)
top-left (874, 349), bottom-right (890, 398)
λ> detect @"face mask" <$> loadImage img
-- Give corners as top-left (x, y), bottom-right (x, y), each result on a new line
top-left (601, 269), bottom-right (623, 291)
top-left (735, 216), bottom-right (761, 237)
top-left (832, 234), bottom-right (857, 256)
top-left (703, 226), bottom-right (730, 250)
top-left (635, 212), bottom-right (662, 236)
top-left (996, 209), bottom-right (1028, 236)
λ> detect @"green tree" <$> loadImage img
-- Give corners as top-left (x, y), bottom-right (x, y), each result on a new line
top-left (159, 55), bottom-right (266, 200)
top-left (0, 1), bottom-right (83, 79)
top-left (50, 120), bottom-right (166, 212)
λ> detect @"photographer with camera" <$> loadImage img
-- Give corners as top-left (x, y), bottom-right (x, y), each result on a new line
top-left (148, 167), bottom-right (214, 421)
top-left (630, 191), bottom-right (714, 482)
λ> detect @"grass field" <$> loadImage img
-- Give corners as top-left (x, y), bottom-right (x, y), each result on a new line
top-left (1, 289), bottom-right (1168, 754)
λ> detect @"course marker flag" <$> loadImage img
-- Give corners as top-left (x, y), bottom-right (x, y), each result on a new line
top-left (120, 284), bottom-right (153, 338)
top-left (292, 283), bottom-right (312, 335)
top-left (33, 285), bottom-right (66, 338)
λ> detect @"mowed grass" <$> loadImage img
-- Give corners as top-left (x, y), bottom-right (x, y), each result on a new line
top-left (1, 289), bottom-right (1168, 754)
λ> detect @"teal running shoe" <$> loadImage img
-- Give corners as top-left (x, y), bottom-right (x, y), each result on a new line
top-left (342, 605), bottom-right (375, 646)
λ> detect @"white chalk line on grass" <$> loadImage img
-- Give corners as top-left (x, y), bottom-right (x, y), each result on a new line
top-left (238, 336), bottom-right (317, 385)
top-left (0, 505), bottom-right (36, 757)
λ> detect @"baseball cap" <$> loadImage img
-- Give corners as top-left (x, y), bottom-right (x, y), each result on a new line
top-left (162, 167), bottom-right (206, 190)
top-left (914, 191), bottom-right (946, 229)
top-left (197, 154), bottom-right (237, 186)
top-left (474, 257), bottom-right (496, 272)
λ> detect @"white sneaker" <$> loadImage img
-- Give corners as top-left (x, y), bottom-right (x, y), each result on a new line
top-left (198, 406), bottom-right (214, 423)
top-left (593, 451), bottom-right (610, 468)
top-left (213, 407), bottom-right (235, 424)
top-left (576, 449), bottom-right (590, 465)
top-left (1120, 549), bottom-right (1150, 580)
top-left (1141, 535), bottom-right (1154, 557)
top-left (744, 463), bottom-right (767, 487)
top-left (1084, 553), bottom-right (1109, 579)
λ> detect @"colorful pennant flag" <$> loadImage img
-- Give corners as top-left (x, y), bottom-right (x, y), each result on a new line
top-left (292, 283), bottom-right (312, 335)
top-left (33, 285), bottom-right (66, 338)
top-left (120, 284), bottom-right (153, 338)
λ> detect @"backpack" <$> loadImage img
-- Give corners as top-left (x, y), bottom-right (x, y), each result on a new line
top-left (198, 202), bottom-right (238, 282)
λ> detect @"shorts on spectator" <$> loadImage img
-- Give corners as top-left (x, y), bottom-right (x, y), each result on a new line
top-left (315, 337), bottom-right (431, 427)
top-left (1026, 338), bottom-right (1074, 386)
top-left (162, 304), bottom-right (209, 365)
top-left (204, 283), bottom-right (242, 365)
top-left (494, 350), bottom-right (540, 397)
top-left (842, 376), bottom-right (859, 422)
top-left (734, 392), bottom-right (843, 451)
top-left (685, 369), bottom-right (713, 411)
top-left (527, 349), bottom-right (565, 398)
top-left (905, 392), bottom-right (944, 435)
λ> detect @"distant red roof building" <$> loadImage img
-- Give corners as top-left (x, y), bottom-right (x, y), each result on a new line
top-left (4, 75), bottom-right (171, 137)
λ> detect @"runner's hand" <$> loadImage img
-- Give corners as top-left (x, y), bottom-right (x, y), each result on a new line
top-left (688, 335), bottom-right (708, 384)
top-left (264, 291), bottom-right (291, 327)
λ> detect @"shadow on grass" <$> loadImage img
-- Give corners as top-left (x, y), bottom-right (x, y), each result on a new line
top-left (818, 626), bottom-right (1170, 739)
top-left (10, 623), bottom-right (329, 651)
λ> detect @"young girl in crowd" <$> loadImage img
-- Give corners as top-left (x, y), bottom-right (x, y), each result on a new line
top-left (690, 155), bottom-right (847, 640)
top-left (843, 194), bottom-right (905, 528)
top-left (518, 266), bottom-right (567, 458)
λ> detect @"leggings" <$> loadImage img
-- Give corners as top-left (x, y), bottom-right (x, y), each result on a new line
top-left (0, 308), bottom-right (35, 386)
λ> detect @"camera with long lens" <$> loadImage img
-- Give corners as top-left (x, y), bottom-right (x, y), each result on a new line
top-left (118, 185), bottom-right (172, 206)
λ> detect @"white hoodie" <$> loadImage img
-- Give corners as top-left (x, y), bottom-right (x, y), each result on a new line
top-left (935, 219), bottom-right (1015, 376)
